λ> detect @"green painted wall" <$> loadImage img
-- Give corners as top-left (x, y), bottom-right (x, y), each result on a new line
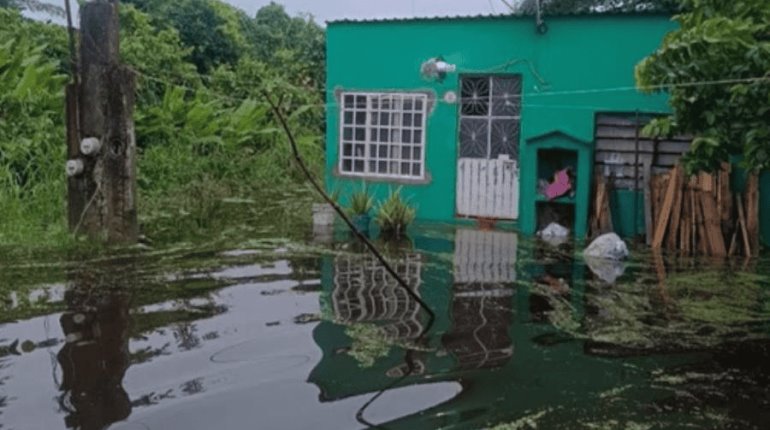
top-left (326, 14), bottom-right (677, 229)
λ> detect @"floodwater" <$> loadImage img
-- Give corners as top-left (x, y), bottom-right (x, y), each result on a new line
top-left (1, 203), bottom-right (769, 430)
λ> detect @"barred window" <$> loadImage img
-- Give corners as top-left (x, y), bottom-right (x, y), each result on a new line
top-left (459, 75), bottom-right (521, 160)
top-left (339, 92), bottom-right (428, 180)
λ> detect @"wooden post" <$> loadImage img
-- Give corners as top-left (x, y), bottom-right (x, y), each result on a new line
top-left (745, 174), bottom-right (760, 255)
top-left (643, 157), bottom-right (654, 245)
top-left (719, 162), bottom-right (732, 238)
top-left (652, 164), bottom-right (682, 249)
top-left (66, 0), bottom-right (137, 243)
top-left (666, 166), bottom-right (683, 251)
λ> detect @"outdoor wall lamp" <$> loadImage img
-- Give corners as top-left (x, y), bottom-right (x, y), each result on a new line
top-left (421, 57), bottom-right (457, 82)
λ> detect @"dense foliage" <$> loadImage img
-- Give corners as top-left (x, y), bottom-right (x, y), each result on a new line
top-left (515, 0), bottom-right (680, 14)
top-left (0, 8), bottom-right (68, 244)
top-left (636, 0), bottom-right (770, 173)
top-left (0, 2), bottom-right (326, 247)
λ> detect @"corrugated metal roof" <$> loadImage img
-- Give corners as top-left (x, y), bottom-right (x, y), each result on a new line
top-left (326, 10), bottom-right (670, 25)
top-left (327, 13), bottom-right (512, 25)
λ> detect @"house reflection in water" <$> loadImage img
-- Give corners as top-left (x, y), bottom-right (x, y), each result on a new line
top-left (444, 230), bottom-right (516, 370)
top-left (308, 228), bottom-right (521, 425)
top-left (332, 253), bottom-right (425, 342)
top-left (308, 227), bottom-right (648, 429)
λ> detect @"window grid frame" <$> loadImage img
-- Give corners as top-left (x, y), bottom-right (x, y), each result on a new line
top-left (338, 91), bottom-right (429, 181)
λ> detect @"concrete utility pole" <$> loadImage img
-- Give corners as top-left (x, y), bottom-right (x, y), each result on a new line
top-left (66, 0), bottom-right (138, 243)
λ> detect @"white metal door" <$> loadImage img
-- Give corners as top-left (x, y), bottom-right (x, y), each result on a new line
top-left (455, 75), bottom-right (521, 220)
top-left (456, 158), bottom-right (519, 220)
top-left (453, 229), bottom-right (518, 284)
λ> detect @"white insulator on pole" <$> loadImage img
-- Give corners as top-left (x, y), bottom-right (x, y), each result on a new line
top-left (66, 159), bottom-right (84, 177)
top-left (80, 137), bottom-right (102, 156)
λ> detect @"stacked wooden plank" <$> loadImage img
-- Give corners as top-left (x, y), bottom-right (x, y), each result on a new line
top-left (649, 164), bottom-right (760, 258)
top-left (588, 173), bottom-right (614, 237)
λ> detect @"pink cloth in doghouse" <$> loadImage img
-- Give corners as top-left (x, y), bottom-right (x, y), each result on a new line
top-left (545, 169), bottom-right (572, 200)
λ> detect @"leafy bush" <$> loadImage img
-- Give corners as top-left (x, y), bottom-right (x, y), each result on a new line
top-left (0, 8), bottom-right (68, 244)
top-left (375, 188), bottom-right (416, 238)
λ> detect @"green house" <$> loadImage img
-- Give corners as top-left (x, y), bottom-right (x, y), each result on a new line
top-left (324, 12), bottom-right (770, 246)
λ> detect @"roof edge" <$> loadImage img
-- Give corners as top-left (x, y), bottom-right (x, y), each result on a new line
top-left (326, 10), bottom-right (675, 26)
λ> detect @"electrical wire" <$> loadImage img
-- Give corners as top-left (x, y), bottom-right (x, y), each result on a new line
top-left (131, 67), bottom-right (770, 114)
top-left (500, 0), bottom-right (516, 12)
top-left (63, 0), bottom-right (77, 85)
top-left (457, 58), bottom-right (549, 86)
top-left (355, 349), bottom-right (421, 429)
top-left (488, 0), bottom-right (498, 14)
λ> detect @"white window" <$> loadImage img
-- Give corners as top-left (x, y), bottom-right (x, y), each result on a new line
top-left (339, 92), bottom-right (428, 180)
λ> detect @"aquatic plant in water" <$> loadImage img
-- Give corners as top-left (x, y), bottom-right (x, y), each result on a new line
top-left (345, 323), bottom-right (394, 368)
top-left (533, 264), bottom-right (770, 353)
top-left (375, 188), bottom-right (416, 239)
top-left (347, 185), bottom-right (373, 216)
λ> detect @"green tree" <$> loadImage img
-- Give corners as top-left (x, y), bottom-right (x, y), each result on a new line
top-left (636, 0), bottom-right (770, 172)
top-left (119, 4), bottom-right (201, 104)
top-left (251, 2), bottom-right (326, 89)
top-left (514, 0), bottom-right (679, 14)
top-left (123, 0), bottom-right (241, 73)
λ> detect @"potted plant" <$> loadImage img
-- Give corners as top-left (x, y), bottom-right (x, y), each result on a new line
top-left (375, 188), bottom-right (416, 240)
top-left (348, 185), bottom-right (374, 235)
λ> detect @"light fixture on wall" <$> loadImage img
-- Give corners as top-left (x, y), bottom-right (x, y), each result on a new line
top-left (421, 57), bottom-right (457, 82)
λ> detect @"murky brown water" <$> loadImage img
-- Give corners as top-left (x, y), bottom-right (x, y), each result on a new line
top-left (1, 210), bottom-right (769, 429)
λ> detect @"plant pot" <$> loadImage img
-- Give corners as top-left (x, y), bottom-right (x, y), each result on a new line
top-left (352, 214), bottom-right (371, 235)
top-left (312, 203), bottom-right (336, 227)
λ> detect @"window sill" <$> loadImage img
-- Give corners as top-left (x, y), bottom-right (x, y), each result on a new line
top-left (333, 167), bottom-right (432, 185)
